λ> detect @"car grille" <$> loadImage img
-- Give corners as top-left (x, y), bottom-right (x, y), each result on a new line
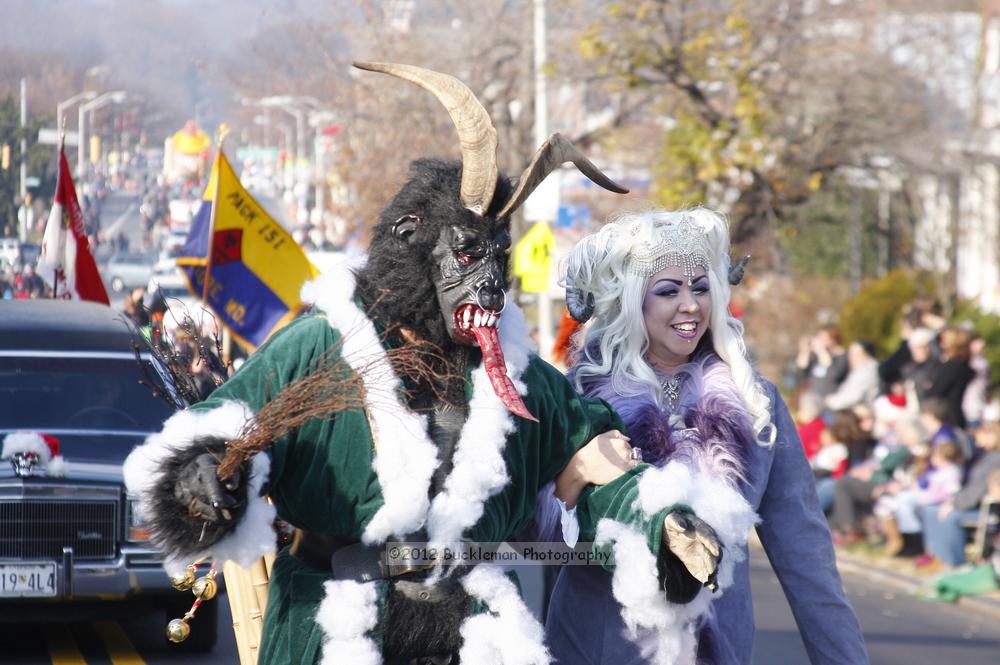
top-left (0, 500), bottom-right (118, 560)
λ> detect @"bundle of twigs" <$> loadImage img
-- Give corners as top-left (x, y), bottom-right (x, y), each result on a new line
top-left (127, 302), bottom-right (231, 409)
top-left (127, 298), bottom-right (464, 483)
top-left (215, 331), bottom-right (460, 480)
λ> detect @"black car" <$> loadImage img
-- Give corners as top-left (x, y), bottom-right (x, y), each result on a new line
top-left (0, 299), bottom-right (217, 649)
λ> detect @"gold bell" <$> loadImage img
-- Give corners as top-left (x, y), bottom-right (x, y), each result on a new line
top-left (192, 575), bottom-right (218, 601)
top-left (166, 618), bottom-right (190, 643)
top-left (171, 565), bottom-right (197, 591)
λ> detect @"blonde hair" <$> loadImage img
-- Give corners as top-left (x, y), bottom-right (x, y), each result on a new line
top-left (563, 207), bottom-right (774, 445)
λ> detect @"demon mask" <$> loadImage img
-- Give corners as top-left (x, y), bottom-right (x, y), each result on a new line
top-left (353, 62), bottom-right (628, 421)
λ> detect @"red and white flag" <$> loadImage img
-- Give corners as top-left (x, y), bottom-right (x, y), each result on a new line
top-left (37, 146), bottom-right (109, 304)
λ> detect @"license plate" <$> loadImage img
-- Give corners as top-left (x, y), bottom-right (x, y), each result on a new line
top-left (0, 563), bottom-right (57, 597)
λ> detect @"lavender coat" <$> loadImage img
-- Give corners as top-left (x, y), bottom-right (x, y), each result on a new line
top-left (545, 374), bottom-right (869, 665)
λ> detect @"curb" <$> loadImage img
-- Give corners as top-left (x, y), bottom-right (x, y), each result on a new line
top-left (834, 548), bottom-right (1000, 622)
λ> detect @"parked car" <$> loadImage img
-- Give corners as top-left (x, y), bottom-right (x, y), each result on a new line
top-left (103, 251), bottom-right (156, 294)
top-left (0, 299), bottom-right (217, 649)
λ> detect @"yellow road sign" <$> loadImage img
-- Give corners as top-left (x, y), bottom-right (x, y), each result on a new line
top-left (514, 222), bottom-right (555, 294)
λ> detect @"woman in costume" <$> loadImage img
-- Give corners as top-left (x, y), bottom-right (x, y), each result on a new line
top-left (545, 208), bottom-right (868, 664)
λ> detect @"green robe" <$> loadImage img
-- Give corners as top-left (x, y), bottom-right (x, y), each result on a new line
top-left (189, 311), bottom-right (620, 664)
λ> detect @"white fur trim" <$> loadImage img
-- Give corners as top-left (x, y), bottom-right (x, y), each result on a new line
top-left (316, 579), bottom-right (381, 665)
top-left (46, 456), bottom-right (68, 477)
top-left (302, 262), bottom-right (437, 545)
top-left (459, 565), bottom-right (550, 665)
top-left (426, 302), bottom-right (533, 557)
top-left (3, 432), bottom-right (53, 464)
top-left (593, 462), bottom-right (759, 665)
top-left (301, 260), bottom-right (535, 551)
top-left (595, 520), bottom-right (709, 665)
top-left (636, 461), bottom-right (758, 591)
top-left (122, 400), bottom-right (277, 576)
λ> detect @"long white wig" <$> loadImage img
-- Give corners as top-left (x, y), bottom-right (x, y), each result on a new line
top-left (564, 207), bottom-right (774, 445)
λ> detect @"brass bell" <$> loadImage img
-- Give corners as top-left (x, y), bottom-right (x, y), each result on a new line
top-left (171, 565), bottom-right (197, 591)
top-left (166, 618), bottom-right (190, 643)
top-left (192, 575), bottom-right (218, 601)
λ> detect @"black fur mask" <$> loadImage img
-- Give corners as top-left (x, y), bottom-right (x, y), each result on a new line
top-left (355, 159), bottom-right (514, 352)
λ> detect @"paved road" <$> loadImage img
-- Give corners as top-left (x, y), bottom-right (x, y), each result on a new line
top-left (96, 191), bottom-right (142, 250)
top-left (0, 597), bottom-right (237, 664)
top-left (749, 547), bottom-right (1000, 664)
top-left (4, 548), bottom-right (998, 663)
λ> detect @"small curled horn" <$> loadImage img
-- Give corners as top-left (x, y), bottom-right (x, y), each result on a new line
top-left (565, 285), bottom-right (595, 323)
top-left (353, 61), bottom-right (499, 216)
top-left (729, 255), bottom-right (750, 285)
top-left (497, 133), bottom-right (629, 219)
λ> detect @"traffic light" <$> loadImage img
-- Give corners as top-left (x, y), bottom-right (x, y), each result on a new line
top-left (89, 135), bottom-right (101, 165)
top-left (1, 144), bottom-right (9, 171)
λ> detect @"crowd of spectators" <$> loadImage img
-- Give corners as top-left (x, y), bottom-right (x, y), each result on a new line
top-left (795, 299), bottom-right (1000, 576)
top-left (0, 263), bottom-right (48, 299)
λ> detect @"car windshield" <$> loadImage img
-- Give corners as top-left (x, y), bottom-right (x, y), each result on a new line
top-left (0, 356), bottom-right (175, 433)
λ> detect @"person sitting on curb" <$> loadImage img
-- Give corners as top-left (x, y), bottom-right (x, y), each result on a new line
top-left (920, 421), bottom-right (1000, 569)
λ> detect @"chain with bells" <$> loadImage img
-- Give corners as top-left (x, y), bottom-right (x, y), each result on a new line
top-left (166, 560), bottom-right (219, 643)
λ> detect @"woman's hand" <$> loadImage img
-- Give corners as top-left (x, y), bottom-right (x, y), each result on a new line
top-left (555, 430), bottom-right (633, 508)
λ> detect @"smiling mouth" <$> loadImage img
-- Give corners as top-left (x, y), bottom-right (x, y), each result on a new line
top-left (671, 321), bottom-right (699, 340)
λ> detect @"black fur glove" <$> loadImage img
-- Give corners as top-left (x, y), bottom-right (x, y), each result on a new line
top-left (174, 452), bottom-right (247, 524)
top-left (147, 438), bottom-right (250, 554)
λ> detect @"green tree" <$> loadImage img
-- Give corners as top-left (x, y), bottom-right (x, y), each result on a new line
top-left (573, 0), bottom-right (936, 252)
top-left (838, 269), bottom-right (936, 357)
top-left (951, 301), bottom-right (1000, 395)
top-left (0, 93), bottom-right (57, 238)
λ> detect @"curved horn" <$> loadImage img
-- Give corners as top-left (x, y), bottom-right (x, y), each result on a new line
top-left (728, 255), bottom-right (750, 285)
top-left (497, 133), bottom-right (629, 219)
top-left (565, 285), bottom-right (595, 323)
top-left (353, 61), bottom-right (499, 216)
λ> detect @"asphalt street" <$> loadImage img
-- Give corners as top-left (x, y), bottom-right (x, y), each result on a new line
top-left (748, 547), bottom-right (1000, 665)
top-left (3, 547), bottom-right (998, 664)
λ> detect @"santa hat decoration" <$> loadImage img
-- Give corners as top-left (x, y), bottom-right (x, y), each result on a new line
top-left (2, 432), bottom-right (68, 477)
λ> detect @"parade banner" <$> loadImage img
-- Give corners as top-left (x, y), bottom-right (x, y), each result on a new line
top-left (37, 145), bottom-right (110, 305)
top-left (176, 150), bottom-right (318, 349)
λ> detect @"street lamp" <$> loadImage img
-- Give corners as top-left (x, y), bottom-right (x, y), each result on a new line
top-left (78, 90), bottom-right (126, 179)
top-left (56, 91), bottom-right (96, 139)
top-left (252, 115), bottom-right (293, 193)
top-left (257, 97), bottom-right (307, 171)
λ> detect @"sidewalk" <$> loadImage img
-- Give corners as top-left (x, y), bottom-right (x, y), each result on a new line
top-left (833, 545), bottom-right (1000, 621)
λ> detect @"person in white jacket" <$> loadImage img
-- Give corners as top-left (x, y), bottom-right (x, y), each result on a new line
top-left (825, 341), bottom-right (880, 412)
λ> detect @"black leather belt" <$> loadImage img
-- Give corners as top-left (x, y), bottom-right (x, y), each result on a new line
top-left (290, 530), bottom-right (439, 583)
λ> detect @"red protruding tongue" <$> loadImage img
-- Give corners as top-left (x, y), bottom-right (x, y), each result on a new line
top-left (471, 323), bottom-right (538, 422)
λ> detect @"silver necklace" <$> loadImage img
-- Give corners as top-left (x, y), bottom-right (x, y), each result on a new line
top-left (661, 375), bottom-right (682, 410)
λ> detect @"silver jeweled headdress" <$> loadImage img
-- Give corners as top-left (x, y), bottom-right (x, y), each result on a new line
top-left (626, 214), bottom-right (710, 280)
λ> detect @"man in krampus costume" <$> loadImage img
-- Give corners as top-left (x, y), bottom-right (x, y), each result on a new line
top-left (123, 63), bottom-right (723, 665)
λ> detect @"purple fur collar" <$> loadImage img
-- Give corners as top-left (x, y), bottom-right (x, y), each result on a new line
top-left (574, 353), bottom-right (754, 488)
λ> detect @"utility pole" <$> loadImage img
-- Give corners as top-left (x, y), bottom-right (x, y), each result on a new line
top-left (533, 0), bottom-right (554, 360)
top-left (19, 78), bottom-right (28, 242)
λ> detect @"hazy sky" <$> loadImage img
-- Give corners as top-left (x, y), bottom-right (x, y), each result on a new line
top-left (0, 0), bottom-right (342, 135)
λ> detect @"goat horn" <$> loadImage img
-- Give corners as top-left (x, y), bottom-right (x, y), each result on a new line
top-left (354, 61), bottom-right (498, 216)
top-left (565, 285), bottom-right (595, 324)
top-left (497, 133), bottom-right (628, 219)
top-left (729, 254), bottom-right (751, 285)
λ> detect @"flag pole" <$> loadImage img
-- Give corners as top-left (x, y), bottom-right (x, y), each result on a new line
top-left (52, 120), bottom-right (67, 301)
top-left (201, 126), bottom-right (228, 303)
top-left (214, 124), bottom-right (233, 366)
